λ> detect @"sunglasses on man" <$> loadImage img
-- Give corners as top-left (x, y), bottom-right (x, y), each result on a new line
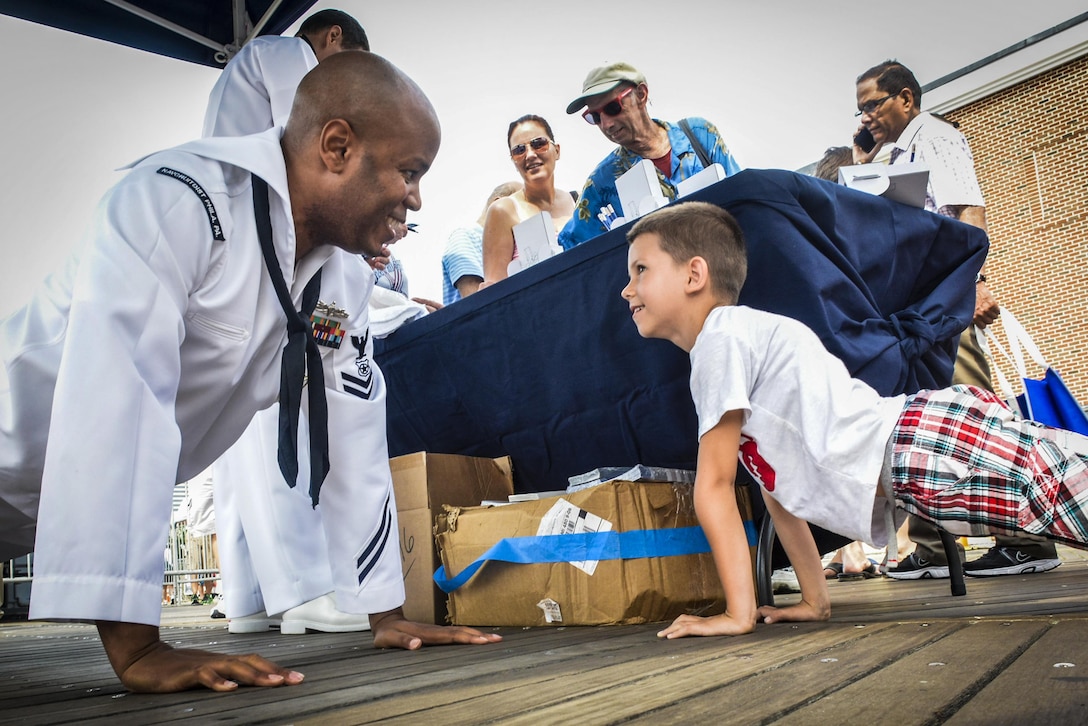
top-left (510, 136), bottom-right (552, 157)
top-left (582, 86), bottom-right (635, 125)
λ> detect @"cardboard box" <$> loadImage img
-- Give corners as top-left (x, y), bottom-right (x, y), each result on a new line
top-left (390, 452), bottom-right (513, 624)
top-left (435, 480), bottom-right (755, 627)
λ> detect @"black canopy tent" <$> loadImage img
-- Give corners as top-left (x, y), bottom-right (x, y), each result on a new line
top-left (0, 0), bottom-right (315, 66)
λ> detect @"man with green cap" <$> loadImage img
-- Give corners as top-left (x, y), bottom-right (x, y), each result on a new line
top-left (559, 61), bottom-right (741, 249)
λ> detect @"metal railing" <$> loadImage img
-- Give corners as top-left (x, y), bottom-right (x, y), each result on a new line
top-left (3, 522), bottom-right (219, 615)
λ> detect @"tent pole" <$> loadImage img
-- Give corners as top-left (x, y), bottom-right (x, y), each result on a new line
top-left (102, 0), bottom-right (227, 55)
top-left (246, 0), bottom-right (288, 45)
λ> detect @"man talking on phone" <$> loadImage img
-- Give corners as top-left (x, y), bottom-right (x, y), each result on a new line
top-left (853, 60), bottom-right (1061, 580)
top-left (559, 62), bottom-right (742, 249)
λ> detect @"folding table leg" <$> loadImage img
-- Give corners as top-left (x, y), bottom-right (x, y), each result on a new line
top-left (939, 529), bottom-right (967, 596)
top-left (755, 512), bottom-right (776, 607)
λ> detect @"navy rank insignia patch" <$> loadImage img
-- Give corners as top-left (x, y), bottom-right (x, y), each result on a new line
top-left (341, 330), bottom-right (374, 399)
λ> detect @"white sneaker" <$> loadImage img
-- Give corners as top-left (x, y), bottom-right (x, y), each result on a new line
top-left (771, 567), bottom-right (800, 593)
top-left (279, 593), bottom-right (371, 635)
top-left (227, 611), bottom-right (282, 634)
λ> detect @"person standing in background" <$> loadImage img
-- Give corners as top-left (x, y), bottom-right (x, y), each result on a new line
top-left (201, 8), bottom-right (376, 635)
top-left (481, 115), bottom-right (574, 288)
top-left (560, 61), bottom-right (742, 250)
top-left (853, 59), bottom-right (1060, 579)
top-left (441, 181), bottom-right (521, 304)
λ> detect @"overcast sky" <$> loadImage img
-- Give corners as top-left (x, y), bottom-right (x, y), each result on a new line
top-left (1, 0), bottom-right (1084, 313)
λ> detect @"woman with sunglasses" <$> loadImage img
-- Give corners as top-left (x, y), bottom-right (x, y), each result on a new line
top-left (481, 115), bottom-right (575, 287)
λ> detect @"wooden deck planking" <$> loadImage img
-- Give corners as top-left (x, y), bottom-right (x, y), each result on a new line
top-left (945, 620), bottom-right (1088, 725)
top-left (2, 551), bottom-right (1087, 724)
top-left (773, 620), bottom-right (1049, 725)
top-left (306, 624), bottom-right (900, 725)
top-left (624, 622), bottom-right (964, 724)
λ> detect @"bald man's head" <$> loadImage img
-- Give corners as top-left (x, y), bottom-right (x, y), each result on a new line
top-left (282, 52), bottom-right (442, 261)
top-left (284, 52), bottom-right (437, 154)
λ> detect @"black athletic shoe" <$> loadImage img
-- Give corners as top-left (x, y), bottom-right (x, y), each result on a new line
top-left (963, 547), bottom-right (1061, 577)
top-left (886, 552), bottom-right (950, 580)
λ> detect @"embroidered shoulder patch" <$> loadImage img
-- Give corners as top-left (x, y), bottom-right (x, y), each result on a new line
top-left (156, 167), bottom-right (226, 241)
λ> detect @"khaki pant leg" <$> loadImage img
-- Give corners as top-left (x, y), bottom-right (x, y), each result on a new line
top-left (908, 515), bottom-right (965, 564)
top-left (951, 327), bottom-right (994, 389)
top-left (909, 328), bottom-right (991, 563)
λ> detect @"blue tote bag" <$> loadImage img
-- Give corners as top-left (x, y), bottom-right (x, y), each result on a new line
top-left (979, 308), bottom-right (1088, 436)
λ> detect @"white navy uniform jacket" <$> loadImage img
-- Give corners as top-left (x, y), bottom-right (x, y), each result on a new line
top-left (202, 35), bottom-right (317, 138)
top-left (0, 128), bottom-right (406, 626)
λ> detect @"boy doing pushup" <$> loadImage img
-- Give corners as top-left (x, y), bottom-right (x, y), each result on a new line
top-left (620, 201), bottom-right (1088, 639)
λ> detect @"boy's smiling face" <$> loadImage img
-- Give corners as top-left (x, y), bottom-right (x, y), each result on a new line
top-left (622, 232), bottom-right (695, 349)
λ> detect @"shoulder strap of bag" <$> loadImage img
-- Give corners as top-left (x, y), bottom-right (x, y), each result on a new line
top-left (997, 307), bottom-right (1049, 375)
top-left (678, 118), bottom-right (712, 169)
top-left (975, 324), bottom-right (1019, 404)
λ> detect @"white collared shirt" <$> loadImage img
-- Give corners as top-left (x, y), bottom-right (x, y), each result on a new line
top-left (891, 111), bottom-right (985, 215)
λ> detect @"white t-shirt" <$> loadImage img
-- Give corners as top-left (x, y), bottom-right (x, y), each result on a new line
top-left (689, 306), bottom-right (907, 545)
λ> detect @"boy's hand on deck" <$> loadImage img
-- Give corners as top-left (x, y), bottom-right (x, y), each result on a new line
top-left (369, 608), bottom-right (503, 649)
top-left (757, 598), bottom-right (831, 625)
top-left (96, 621), bottom-right (303, 693)
top-left (657, 612), bottom-right (756, 639)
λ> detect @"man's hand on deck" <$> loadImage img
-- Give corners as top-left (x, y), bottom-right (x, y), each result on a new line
top-left (96, 621), bottom-right (303, 693)
top-left (369, 608), bottom-right (503, 650)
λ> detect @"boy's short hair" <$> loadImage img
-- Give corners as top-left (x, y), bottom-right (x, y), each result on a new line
top-left (627, 202), bottom-right (747, 303)
top-left (813, 146), bottom-right (853, 182)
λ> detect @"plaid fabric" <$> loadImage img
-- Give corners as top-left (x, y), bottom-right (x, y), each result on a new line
top-left (890, 385), bottom-right (1088, 547)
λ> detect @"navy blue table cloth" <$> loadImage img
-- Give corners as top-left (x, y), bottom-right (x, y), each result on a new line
top-left (376, 169), bottom-right (988, 501)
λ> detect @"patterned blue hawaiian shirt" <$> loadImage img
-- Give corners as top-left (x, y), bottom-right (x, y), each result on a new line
top-left (558, 117), bottom-right (742, 250)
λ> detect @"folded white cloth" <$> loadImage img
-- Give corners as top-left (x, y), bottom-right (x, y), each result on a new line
top-left (369, 286), bottom-right (428, 338)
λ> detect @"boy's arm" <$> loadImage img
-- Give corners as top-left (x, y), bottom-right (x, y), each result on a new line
top-left (755, 495), bottom-right (831, 625)
top-left (659, 410), bottom-right (758, 638)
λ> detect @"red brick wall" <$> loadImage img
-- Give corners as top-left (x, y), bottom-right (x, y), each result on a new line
top-left (944, 52), bottom-right (1088, 405)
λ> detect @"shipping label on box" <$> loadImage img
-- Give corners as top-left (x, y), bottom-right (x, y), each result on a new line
top-left (435, 480), bottom-right (756, 627)
top-left (536, 499), bottom-right (613, 575)
top-left (390, 452), bottom-right (513, 624)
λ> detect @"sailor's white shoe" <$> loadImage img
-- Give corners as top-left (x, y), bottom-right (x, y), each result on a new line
top-left (227, 611), bottom-right (282, 634)
top-left (279, 592), bottom-right (371, 635)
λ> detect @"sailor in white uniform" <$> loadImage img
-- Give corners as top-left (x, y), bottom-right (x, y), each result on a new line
top-left (202, 9), bottom-right (368, 137)
top-left (202, 8), bottom-right (375, 633)
top-left (0, 52), bottom-right (500, 694)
